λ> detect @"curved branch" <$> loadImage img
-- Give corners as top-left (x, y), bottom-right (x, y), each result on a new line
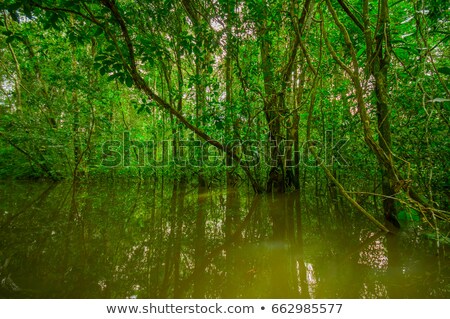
top-left (336, 0), bottom-right (364, 32)
top-left (99, 0), bottom-right (263, 192)
top-left (29, 1), bottom-right (96, 24)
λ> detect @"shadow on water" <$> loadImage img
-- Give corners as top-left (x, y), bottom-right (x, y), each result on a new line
top-left (0, 180), bottom-right (448, 298)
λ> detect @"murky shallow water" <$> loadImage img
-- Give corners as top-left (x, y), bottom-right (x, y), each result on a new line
top-left (0, 181), bottom-right (449, 298)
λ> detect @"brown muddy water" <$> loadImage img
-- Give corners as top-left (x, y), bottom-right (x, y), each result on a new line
top-left (0, 180), bottom-right (449, 298)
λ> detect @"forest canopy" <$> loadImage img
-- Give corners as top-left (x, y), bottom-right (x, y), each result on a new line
top-left (0, 0), bottom-right (449, 230)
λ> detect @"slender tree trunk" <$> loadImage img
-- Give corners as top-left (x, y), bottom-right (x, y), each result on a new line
top-left (370, 0), bottom-right (398, 226)
top-left (174, 35), bottom-right (184, 175)
top-left (260, 4), bottom-right (284, 192)
top-left (182, 0), bottom-right (208, 187)
top-left (70, 16), bottom-right (81, 178)
top-left (225, 4), bottom-right (235, 186)
top-left (291, 64), bottom-right (303, 190)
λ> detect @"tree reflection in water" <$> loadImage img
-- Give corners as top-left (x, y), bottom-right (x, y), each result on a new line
top-left (0, 181), bottom-right (448, 298)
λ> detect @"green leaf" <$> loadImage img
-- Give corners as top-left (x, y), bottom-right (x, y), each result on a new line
top-left (23, 3), bottom-right (33, 19)
top-left (437, 67), bottom-right (450, 75)
top-left (193, 45), bottom-right (202, 58)
top-left (94, 27), bottom-right (104, 36)
top-left (137, 105), bottom-right (146, 114)
top-left (113, 63), bottom-right (123, 72)
top-left (94, 55), bottom-right (107, 62)
top-left (107, 73), bottom-right (121, 81)
top-left (397, 209), bottom-right (420, 222)
top-left (102, 59), bottom-right (114, 67)
top-left (125, 76), bottom-right (133, 88)
top-left (356, 46), bottom-right (366, 58)
top-left (49, 12), bottom-right (59, 26)
top-left (215, 120), bottom-right (224, 130)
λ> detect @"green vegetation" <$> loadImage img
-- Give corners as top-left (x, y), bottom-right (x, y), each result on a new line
top-left (0, 1), bottom-right (449, 230)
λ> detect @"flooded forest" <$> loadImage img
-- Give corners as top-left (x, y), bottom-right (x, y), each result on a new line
top-left (0, 0), bottom-right (449, 298)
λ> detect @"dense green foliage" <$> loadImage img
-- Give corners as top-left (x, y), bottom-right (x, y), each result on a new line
top-left (0, 1), bottom-right (448, 227)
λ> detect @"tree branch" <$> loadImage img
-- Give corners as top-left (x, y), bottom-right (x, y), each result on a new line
top-left (336, 0), bottom-right (364, 32)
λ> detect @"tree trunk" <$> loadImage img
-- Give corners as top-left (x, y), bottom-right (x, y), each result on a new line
top-left (260, 2), bottom-right (285, 193)
top-left (371, 0), bottom-right (399, 227)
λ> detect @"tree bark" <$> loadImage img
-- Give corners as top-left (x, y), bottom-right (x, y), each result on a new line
top-left (368, 0), bottom-right (398, 226)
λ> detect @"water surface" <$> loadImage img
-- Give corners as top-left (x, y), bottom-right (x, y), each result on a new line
top-left (0, 180), bottom-right (448, 298)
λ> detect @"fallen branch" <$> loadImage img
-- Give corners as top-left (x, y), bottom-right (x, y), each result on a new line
top-left (309, 146), bottom-right (390, 232)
